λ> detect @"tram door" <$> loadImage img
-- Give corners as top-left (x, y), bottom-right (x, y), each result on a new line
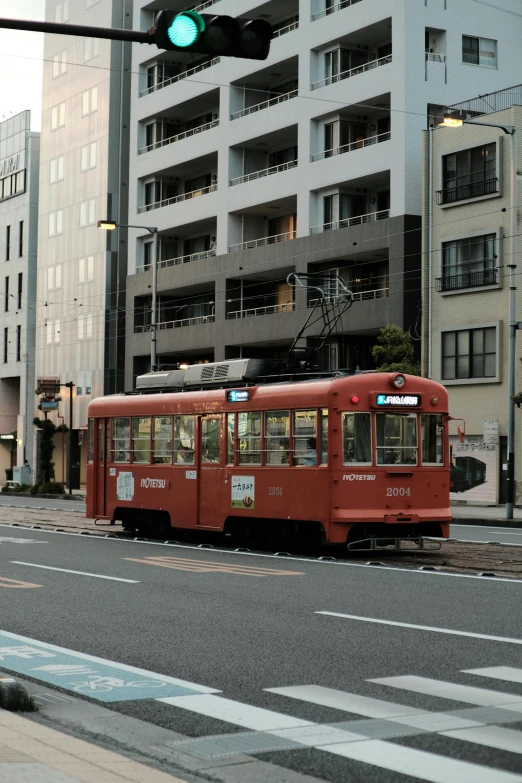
top-left (197, 414), bottom-right (223, 528)
top-left (95, 419), bottom-right (108, 517)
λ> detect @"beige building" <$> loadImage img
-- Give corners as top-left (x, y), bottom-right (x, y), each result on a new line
top-left (422, 89), bottom-right (522, 504)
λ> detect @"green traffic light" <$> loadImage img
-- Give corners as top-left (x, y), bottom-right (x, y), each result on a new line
top-left (167, 12), bottom-right (205, 48)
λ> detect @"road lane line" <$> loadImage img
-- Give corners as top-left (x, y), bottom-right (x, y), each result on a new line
top-left (487, 531), bottom-right (522, 536)
top-left (463, 667), bottom-right (522, 684)
top-left (157, 694), bottom-right (314, 731)
top-left (10, 561), bottom-right (140, 583)
top-left (315, 612), bottom-right (522, 645)
top-left (369, 676), bottom-right (522, 709)
top-left (265, 685), bottom-right (426, 719)
top-left (440, 725), bottom-right (522, 755)
top-left (320, 738), bottom-right (522, 783)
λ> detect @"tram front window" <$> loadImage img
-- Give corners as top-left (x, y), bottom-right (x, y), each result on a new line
top-left (376, 413), bottom-right (417, 465)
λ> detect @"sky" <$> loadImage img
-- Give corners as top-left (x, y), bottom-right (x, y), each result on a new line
top-left (0, 0), bottom-right (44, 132)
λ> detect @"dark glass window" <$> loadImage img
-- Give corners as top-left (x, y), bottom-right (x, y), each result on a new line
top-left (442, 327), bottom-right (496, 380)
top-left (440, 144), bottom-right (497, 204)
top-left (441, 234), bottom-right (496, 290)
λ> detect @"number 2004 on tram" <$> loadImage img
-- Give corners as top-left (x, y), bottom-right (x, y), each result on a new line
top-left (86, 360), bottom-right (451, 550)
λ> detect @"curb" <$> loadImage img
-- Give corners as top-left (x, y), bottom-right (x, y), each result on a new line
top-left (451, 517), bottom-right (522, 528)
top-left (0, 492), bottom-right (84, 501)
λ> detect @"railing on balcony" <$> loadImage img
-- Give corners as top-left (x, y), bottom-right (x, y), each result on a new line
top-left (312, 0), bottom-right (363, 21)
top-left (436, 177), bottom-right (498, 205)
top-left (138, 183), bottom-right (217, 213)
top-left (425, 52), bottom-right (445, 62)
top-left (158, 249), bottom-right (216, 269)
top-left (311, 132), bottom-right (390, 162)
top-left (272, 20), bottom-right (299, 38)
top-left (311, 54), bottom-right (392, 91)
top-left (231, 89), bottom-right (298, 120)
top-left (230, 160), bottom-right (297, 186)
top-left (194, 0), bottom-right (221, 10)
top-left (227, 302), bottom-right (295, 319)
top-left (229, 230), bottom-right (296, 252)
top-left (309, 287), bottom-right (389, 306)
top-left (136, 313), bottom-right (215, 332)
top-left (140, 58), bottom-right (220, 97)
top-left (310, 210), bottom-right (389, 234)
top-left (436, 268), bottom-right (498, 292)
top-left (138, 120), bottom-right (219, 154)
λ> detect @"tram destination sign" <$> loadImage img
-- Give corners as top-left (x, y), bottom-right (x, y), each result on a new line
top-left (376, 394), bottom-right (421, 407)
top-left (227, 390), bottom-right (250, 403)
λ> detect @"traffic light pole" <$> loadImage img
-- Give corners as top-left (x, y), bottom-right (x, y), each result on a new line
top-left (63, 382), bottom-right (75, 496)
top-left (0, 16), bottom-right (154, 45)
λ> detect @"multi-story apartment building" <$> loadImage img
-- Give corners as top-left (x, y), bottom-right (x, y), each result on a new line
top-left (423, 90), bottom-right (522, 505)
top-left (36, 0), bottom-right (132, 485)
top-left (125, 0), bottom-right (521, 387)
top-left (0, 111), bottom-right (39, 485)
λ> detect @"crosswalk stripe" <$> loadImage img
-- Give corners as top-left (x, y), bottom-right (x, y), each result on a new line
top-left (265, 684), bottom-right (426, 718)
top-left (320, 738), bottom-right (522, 783)
top-left (463, 667), bottom-right (522, 685)
top-left (156, 694), bottom-right (314, 731)
top-left (123, 556), bottom-right (303, 577)
top-left (369, 675), bottom-right (522, 709)
top-left (441, 725), bottom-right (522, 755)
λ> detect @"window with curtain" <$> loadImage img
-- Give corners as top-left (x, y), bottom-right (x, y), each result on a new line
top-left (442, 327), bottom-right (496, 380)
top-left (441, 143), bottom-right (497, 203)
top-left (441, 233), bottom-right (496, 290)
top-left (462, 36), bottom-right (497, 68)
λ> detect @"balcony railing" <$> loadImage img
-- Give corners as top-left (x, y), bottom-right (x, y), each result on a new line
top-left (136, 313), bottom-right (215, 332)
top-left (312, 0), bottom-right (363, 21)
top-left (140, 58), bottom-right (220, 97)
top-left (227, 302), bottom-right (294, 319)
top-left (138, 120), bottom-right (219, 154)
top-left (231, 89), bottom-right (298, 120)
top-left (229, 230), bottom-right (296, 252)
top-left (436, 177), bottom-right (498, 205)
top-left (425, 52), bottom-right (445, 62)
top-left (138, 183), bottom-right (217, 213)
top-left (310, 210), bottom-right (389, 234)
top-left (311, 132), bottom-right (390, 162)
top-left (272, 20), bottom-right (299, 38)
top-left (230, 160), bottom-right (297, 186)
top-left (158, 249), bottom-right (216, 269)
top-left (311, 54), bottom-right (392, 91)
top-left (310, 287), bottom-right (389, 306)
top-left (436, 268), bottom-right (498, 292)
top-left (194, 0), bottom-right (221, 10)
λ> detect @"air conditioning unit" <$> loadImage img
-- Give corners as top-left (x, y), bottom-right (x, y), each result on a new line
top-left (211, 174), bottom-right (218, 182)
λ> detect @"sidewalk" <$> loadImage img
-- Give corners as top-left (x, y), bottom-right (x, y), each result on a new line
top-left (0, 708), bottom-right (190, 783)
top-left (451, 503), bottom-right (522, 526)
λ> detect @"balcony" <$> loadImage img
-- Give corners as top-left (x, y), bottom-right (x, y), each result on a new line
top-left (273, 20), bottom-right (299, 38)
top-left (436, 178), bottom-right (498, 205)
top-left (229, 231), bottom-right (296, 252)
top-left (138, 183), bottom-right (217, 213)
top-left (436, 268), bottom-right (498, 292)
top-left (312, 0), bottom-right (363, 21)
top-left (425, 52), bottom-right (445, 63)
top-left (227, 301), bottom-right (295, 319)
top-left (140, 58), bottom-right (220, 97)
top-left (231, 90), bottom-right (297, 121)
top-left (157, 249), bottom-right (216, 269)
top-left (310, 210), bottom-right (389, 233)
top-left (139, 119), bottom-right (219, 155)
top-left (136, 314), bottom-right (215, 332)
top-left (310, 287), bottom-right (388, 306)
top-left (311, 131), bottom-right (390, 162)
top-left (230, 160), bottom-right (297, 186)
top-left (312, 54), bottom-right (392, 91)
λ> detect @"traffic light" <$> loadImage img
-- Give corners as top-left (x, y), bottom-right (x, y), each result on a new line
top-left (153, 11), bottom-right (272, 60)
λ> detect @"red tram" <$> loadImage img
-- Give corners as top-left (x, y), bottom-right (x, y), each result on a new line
top-left (86, 360), bottom-right (451, 549)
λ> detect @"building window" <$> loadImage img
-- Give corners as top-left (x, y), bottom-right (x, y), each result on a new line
top-left (442, 327), bottom-right (496, 380)
top-left (80, 199), bottom-right (95, 227)
top-left (48, 210), bottom-right (63, 236)
top-left (52, 50), bottom-right (67, 78)
top-left (79, 255), bottom-right (94, 282)
top-left (55, 0), bottom-right (69, 21)
top-left (18, 221), bottom-right (23, 256)
top-left (82, 87), bottom-right (98, 117)
top-left (78, 313), bottom-right (93, 340)
top-left (439, 143), bottom-right (497, 204)
top-left (4, 277), bottom-right (8, 312)
top-left (46, 319), bottom-right (61, 345)
top-left (17, 273), bottom-right (22, 309)
top-left (5, 225), bottom-right (10, 260)
top-left (47, 264), bottom-right (62, 291)
top-left (3, 328), bottom-right (7, 363)
top-left (84, 37), bottom-right (100, 61)
top-left (16, 325), bottom-right (21, 362)
top-left (51, 102), bottom-right (66, 130)
top-left (440, 234), bottom-right (497, 291)
top-left (80, 142), bottom-right (97, 172)
top-left (49, 155), bottom-right (64, 183)
top-left (462, 36), bottom-right (497, 68)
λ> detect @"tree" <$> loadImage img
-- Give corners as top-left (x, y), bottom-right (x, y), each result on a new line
top-left (372, 324), bottom-right (420, 375)
top-left (33, 417), bottom-right (66, 485)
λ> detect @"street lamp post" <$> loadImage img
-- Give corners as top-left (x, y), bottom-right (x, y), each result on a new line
top-left (440, 113), bottom-right (517, 519)
top-left (98, 220), bottom-right (159, 373)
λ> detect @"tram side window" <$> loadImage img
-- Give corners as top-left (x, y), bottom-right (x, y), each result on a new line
top-left (132, 417), bottom-right (151, 463)
top-left (293, 410), bottom-right (317, 466)
top-left (87, 419), bottom-right (94, 462)
top-left (376, 414), bottom-right (417, 466)
top-left (421, 414), bottom-right (444, 465)
top-left (174, 415), bottom-right (195, 464)
top-left (320, 409), bottom-right (328, 464)
top-left (106, 422), bottom-right (111, 463)
top-left (202, 417), bottom-right (221, 463)
top-left (265, 411), bottom-right (290, 465)
top-left (342, 413), bottom-right (372, 465)
top-left (98, 420), bottom-right (104, 461)
top-left (153, 416), bottom-right (172, 464)
top-left (227, 413), bottom-right (235, 465)
top-left (112, 417), bottom-right (130, 463)
top-left (238, 411), bottom-right (262, 465)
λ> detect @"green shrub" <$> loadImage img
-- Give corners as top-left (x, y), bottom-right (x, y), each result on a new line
top-left (31, 482), bottom-right (64, 495)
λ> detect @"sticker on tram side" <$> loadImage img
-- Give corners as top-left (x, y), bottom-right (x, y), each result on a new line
top-left (186, 470), bottom-right (197, 480)
top-left (116, 472), bottom-right (134, 501)
top-left (110, 468), bottom-right (116, 476)
top-left (231, 476), bottom-right (255, 509)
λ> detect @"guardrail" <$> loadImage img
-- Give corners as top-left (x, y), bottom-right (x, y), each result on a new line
top-left (272, 21), bottom-right (299, 38)
top-left (229, 230), bottom-right (296, 252)
top-left (311, 132), bottom-right (390, 161)
top-left (425, 52), bottom-right (445, 62)
top-left (138, 120), bottom-right (219, 154)
top-left (311, 54), bottom-right (392, 91)
top-left (310, 210), bottom-right (389, 233)
top-left (231, 89), bottom-right (298, 120)
top-left (138, 183), bottom-right (217, 213)
top-left (227, 302), bottom-right (294, 319)
top-left (230, 160), bottom-right (297, 186)
top-left (136, 314), bottom-right (215, 332)
top-left (312, 0), bottom-right (363, 21)
top-left (140, 58), bottom-right (220, 97)
top-left (436, 268), bottom-right (498, 292)
top-left (436, 178), bottom-right (498, 205)
top-left (310, 288), bottom-right (389, 305)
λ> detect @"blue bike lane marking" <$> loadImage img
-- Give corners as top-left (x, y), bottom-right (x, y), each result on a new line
top-left (0, 630), bottom-right (219, 702)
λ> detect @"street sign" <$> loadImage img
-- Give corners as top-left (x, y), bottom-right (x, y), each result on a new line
top-left (40, 400), bottom-right (59, 411)
top-left (483, 420), bottom-right (499, 445)
top-left (36, 377), bottom-right (60, 395)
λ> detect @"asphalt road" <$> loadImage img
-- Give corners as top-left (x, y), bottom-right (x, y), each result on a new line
top-left (0, 495), bottom-right (85, 512)
top-left (450, 524), bottom-right (522, 545)
top-left (1, 524), bottom-right (522, 783)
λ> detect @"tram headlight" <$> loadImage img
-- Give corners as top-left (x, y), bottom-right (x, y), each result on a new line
top-left (392, 374), bottom-right (405, 388)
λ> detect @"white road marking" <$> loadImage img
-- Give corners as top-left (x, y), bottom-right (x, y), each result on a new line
top-left (441, 725), bottom-right (522, 755)
top-left (265, 685), bottom-right (426, 718)
top-left (370, 676), bottom-right (522, 709)
top-left (464, 667), bottom-right (522, 684)
top-left (10, 561), bottom-right (140, 583)
top-left (320, 738), bottom-right (522, 783)
top-left (157, 694), bottom-right (314, 731)
top-left (269, 725), bottom-right (364, 747)
top-left (315, 612), bottom-right (522, 645)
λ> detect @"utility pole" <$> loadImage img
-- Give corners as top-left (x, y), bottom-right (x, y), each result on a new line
top-left (64, 382), bottom-right (75, 495)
